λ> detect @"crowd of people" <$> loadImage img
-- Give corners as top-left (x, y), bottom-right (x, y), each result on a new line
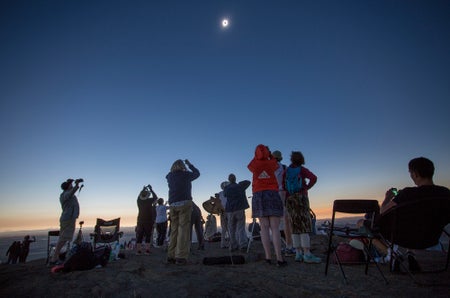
top-left (47, 146), bottom-right (449, 273)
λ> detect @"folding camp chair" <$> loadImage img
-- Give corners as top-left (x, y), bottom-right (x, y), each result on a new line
top-left (46, 230), bottom-right (60, 264)
top-left (378, 197), bottom-right (450, 285)
top-left (324, 199), bottom-right (388, 284)
top-left (90, 218), bottom-right (124, 248)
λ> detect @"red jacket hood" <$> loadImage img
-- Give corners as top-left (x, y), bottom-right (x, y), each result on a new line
top-left (254, 144), bottom-right (270, 160)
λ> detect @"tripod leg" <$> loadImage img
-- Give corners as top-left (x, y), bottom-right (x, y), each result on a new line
top-left (246, 218), bottom-right (256, 253)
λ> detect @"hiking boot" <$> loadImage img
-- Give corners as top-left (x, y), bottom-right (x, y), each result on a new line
top-left (175, 258), bottom-right (188, 265)
top-left (407, 254), bottom-right (421, 272)
top-left (284, 247), bottom-right (296, 257)
top-left (303, 253), bottom-right (321, 264)
top-left (295, 252), bottom-right (303, 262)
top-left (277, 260), bottom-right (288, 267)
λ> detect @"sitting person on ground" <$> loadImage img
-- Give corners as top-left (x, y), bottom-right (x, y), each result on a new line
top-left (204, 214), bottom-right (218, 241)
top-left (379, 157), bottom-right (450, 271)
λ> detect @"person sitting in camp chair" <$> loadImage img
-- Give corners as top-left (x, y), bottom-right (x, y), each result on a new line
top-left (378, 157), bottom-right (450, 272)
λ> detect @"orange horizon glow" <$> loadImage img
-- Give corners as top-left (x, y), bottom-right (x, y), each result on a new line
top-left (0, 202), bottom-right (380, 233)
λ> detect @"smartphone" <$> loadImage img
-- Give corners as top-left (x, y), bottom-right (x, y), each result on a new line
top-left (391, 188), bottom-right (398, 196)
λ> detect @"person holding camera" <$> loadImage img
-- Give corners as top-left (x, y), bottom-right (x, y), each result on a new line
top-left (166, 159), bottom-right (200, 265)
top-left (223, 174), bottom-right (251, 252)
top-left (248, 145), bottom-right (286, 267)
top-left (49, 178), bottom-right (83, 265)
top-left (155, 198), bottom-right (168, 247)
top-left (136, 185), bottom-right (158, 255)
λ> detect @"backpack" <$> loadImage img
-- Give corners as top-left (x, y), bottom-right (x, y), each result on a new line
top-left (332, 242), bottom-right (365, 264)
top-left (61, 242), bottom-right (111, 272)
top-left (285, 166), bottom-right (302, 194)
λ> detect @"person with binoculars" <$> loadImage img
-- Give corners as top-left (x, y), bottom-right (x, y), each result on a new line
top-left (49, 178), bottom-right (84, 265)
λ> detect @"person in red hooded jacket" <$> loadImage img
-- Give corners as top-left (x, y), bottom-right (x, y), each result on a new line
top-left (248, 144), bottom-right (286, 267)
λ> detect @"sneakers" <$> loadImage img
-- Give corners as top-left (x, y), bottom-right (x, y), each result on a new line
top-left (303, 253), bottom-right (321, 264)
top-left (284, 247), bottom-right (296, 257)
top-left (295, 252), bottom-right (303, 262)
top-left (47, 260), bottom-right (63, 267)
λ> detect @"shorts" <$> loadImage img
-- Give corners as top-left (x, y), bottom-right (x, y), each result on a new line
top-left (251, 190), bottom-right (283, 218)
top-left (59, 219), bottom-right (76, 242)
top-left (136, 222), bottom-right (154, 243)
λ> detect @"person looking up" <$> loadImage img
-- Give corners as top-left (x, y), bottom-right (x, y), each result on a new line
top-left (223, 174), bottom-right (251, 252)
top-left (166, 159), bottom-right (200, 265)
top-left (136, 185), bottom-right (158, 255)
top-left (155, 198), bottom-right (168, 247)
top-left (248, 144), bottom-right (286, 267)
top-left (49, 178), bottom-right (83, 265)
top-left (272, 150), bottom-right (295, 257)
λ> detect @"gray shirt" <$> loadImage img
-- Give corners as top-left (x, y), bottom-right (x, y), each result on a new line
top-left (59, 188), bottom-right (80, 222)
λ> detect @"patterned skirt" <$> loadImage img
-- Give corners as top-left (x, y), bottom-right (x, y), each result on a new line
top-left (251, 190), bottom-right (283, 218)
top-left (286, 193), bottom-right (312, 234)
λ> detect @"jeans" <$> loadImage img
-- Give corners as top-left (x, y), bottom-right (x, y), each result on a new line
top-left (156, 221), bottom-right (168, 246)
top-left (220, 213), bottom-right (230, 248)
top-left (227, 210), bottom-right (248, 250)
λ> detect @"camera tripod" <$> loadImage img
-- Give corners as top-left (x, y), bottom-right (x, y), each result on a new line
top-left (74, 220), bottom-right (85, 245)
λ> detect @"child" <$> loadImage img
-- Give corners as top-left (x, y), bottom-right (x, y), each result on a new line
top-left (155, 198), bottom-right (168, 247)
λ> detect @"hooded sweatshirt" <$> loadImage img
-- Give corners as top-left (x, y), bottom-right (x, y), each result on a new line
top-left (247, 144), bottom-right (279, 193)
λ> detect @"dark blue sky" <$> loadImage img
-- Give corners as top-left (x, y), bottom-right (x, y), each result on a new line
top-left (1, 1), bottom-right (449, 230)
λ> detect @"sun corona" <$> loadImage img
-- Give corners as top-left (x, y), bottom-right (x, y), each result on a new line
top-left (222, 19), bottom-right (229, 28)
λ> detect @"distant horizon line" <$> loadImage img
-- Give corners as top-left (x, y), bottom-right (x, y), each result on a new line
top-left (0, 216), bottom-right (365, 235)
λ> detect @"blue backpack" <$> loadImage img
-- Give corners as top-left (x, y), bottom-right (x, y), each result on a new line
top-left (285, 166), bottom-right (302, 194)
